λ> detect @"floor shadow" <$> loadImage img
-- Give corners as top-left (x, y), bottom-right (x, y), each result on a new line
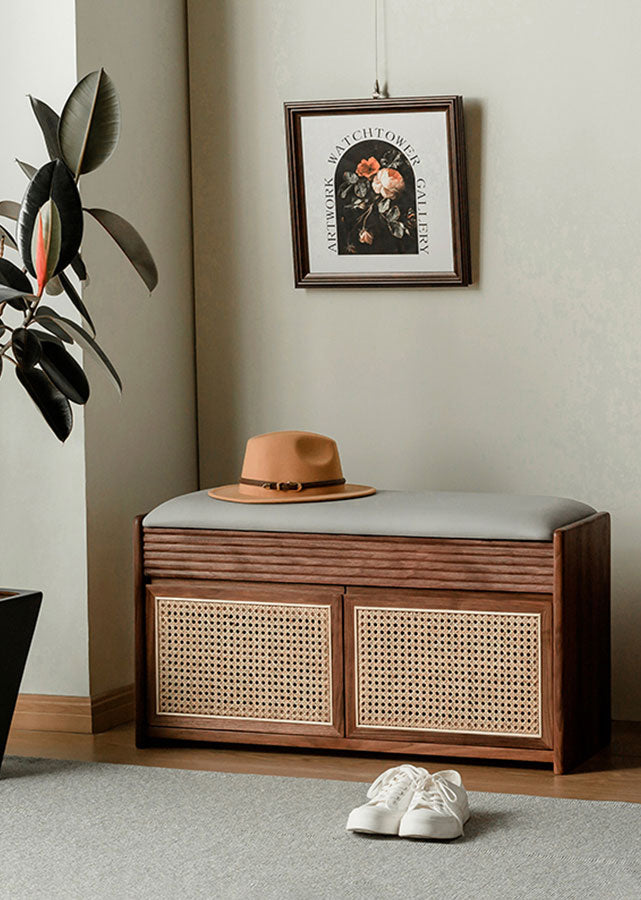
top-left (348, 832), bottom-right (397, 842)
top-left (571, 750), bottom-right (641, 775)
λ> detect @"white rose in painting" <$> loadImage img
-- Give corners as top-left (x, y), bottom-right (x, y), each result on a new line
top-left (372, 167), bottom-right (405, 200)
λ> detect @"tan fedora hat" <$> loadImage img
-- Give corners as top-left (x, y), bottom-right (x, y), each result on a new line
top-left (208, 431), bottom-right (376, 504)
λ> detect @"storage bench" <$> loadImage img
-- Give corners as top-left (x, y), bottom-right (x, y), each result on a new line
top-left (135, 490), bottom-right (610, 773)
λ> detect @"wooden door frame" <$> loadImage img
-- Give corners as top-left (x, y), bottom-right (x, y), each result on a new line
top-left (144, 580), bottom-right (345, 739)
top-left (343, 587), bottom-right (553, 750)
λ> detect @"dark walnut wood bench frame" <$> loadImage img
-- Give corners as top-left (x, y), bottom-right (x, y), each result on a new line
top-left (134, 512), bottom-right (610, 774)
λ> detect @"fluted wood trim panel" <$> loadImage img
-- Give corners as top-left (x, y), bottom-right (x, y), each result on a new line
top-left (143, 528), bottom-right (554, 593)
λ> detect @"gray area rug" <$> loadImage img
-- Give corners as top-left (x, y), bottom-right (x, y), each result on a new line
top-left (0, 757), bottom-right (639, 900)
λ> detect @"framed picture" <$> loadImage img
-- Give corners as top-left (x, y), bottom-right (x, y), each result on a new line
top-left (285, 96), bottom-right (471, 288)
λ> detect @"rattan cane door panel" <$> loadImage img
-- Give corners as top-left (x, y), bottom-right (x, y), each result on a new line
top-left (344, 589), bottom-right (553, 748)
top-left (146, 582), bottom-right (344, 736)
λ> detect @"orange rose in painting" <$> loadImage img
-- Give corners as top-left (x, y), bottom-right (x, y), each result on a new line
top-left (372, 167), bottom-right (405, 199)
top-left (355, 157), bottom-right (380, 179)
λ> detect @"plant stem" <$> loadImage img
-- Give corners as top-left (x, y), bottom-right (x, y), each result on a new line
top-left (356, 203), bottom-right (375, 233)
top-left (356, 202), bottom-right (375, 229)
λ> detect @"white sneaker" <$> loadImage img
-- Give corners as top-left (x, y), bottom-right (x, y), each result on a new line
top-left (399, 769), bottom-right (470, 840)
top-left (346, 765), bottom-right (429, 835)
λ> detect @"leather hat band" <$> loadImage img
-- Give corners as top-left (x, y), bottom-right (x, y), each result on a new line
top-left (239, 477), bottom-right (346, 493)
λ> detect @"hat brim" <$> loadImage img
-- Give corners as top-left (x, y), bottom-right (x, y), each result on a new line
top-left (207, 483), bottom-right (376, 504)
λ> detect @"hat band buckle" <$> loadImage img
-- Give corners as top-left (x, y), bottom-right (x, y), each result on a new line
top-left (239, 477), bottom-right (346, 493)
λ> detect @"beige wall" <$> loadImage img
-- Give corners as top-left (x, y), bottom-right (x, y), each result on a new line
top-left (76, 0), bottom-right (198, 695)
top-left (5, 0), bottom-right (196, 700)
top-left (188, 0), bottom-right (641, 719)
top-left (1, 0), bottom-right (90, 696)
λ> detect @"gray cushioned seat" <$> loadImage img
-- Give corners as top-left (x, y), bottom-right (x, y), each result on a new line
top-left (143, 489), bottom-right (596, 542)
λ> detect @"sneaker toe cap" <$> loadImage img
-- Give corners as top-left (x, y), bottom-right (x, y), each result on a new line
top-left (400, 809), bottom-right (462, 840)
top-left (346, 805), bottom-right (399, 834)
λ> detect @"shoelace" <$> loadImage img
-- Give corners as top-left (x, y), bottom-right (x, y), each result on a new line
top-left (411, 775), bottom-right (464, 827)
top-left (366, 765), bottom-right (427, 807)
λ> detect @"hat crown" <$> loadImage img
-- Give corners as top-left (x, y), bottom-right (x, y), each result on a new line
top-left (240, 431), bottom-right (344, 484)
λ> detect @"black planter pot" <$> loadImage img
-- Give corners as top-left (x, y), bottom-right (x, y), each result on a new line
top-left (0, 590), bottom-right (42, 773)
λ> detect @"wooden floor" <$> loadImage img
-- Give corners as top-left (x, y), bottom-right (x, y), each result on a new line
top-left (6, 720), bottom-right (641, 804)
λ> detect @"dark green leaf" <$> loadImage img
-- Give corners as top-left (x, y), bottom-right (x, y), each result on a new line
top-left (18, 160), bottom-right (83, 277)
top-left (45, 275), bottom-right (64, 296)
top-left (36, 311), bottom-right (121, 392)
top-left (0, 200), bottom-right (20, 220)
top-left (70, 252), bottom-right (87, 282)
top-left (344, 172), bottom-right (358, 184)
top-left (2, 297), bottom-right (28, 311)
top-left (389, 221), bottom-right (404, 239)
top-left (0, 283), bottom-right (34, 306)
top-left (29, 327), bottom-right (63, 347)
top-left (16, 160), bottom-right (37, 179)
top-left (85, 207), bottom-right (157, 291)
top-left (0, 295), bottom-right (27, 311)
top-left (40, 339), bottom-right (89, 404)
top-left (13, 327), bottom-right (41, 368)
top-left (33, 307), bottom-right (73, 343)
top-left (339, 183), bottom-right (352, 199)
top-left (0, 223), bottom-right (17, 250)
top-left (58, 69), bottom-right (121, 177)
top-left (58, 270), bottom-right (95, 334)
top-left (354, 180), bottom-right (368, 199)
top-left (0, 258), bottom-right (33, 296)
top-left (15, 365), bottom-right (73, 441)
top-left (388, 205), bottom-right (400, 222)
top-left (29, 96), bottom-right (62, 160)
top-left (378, 198), bottom-right (390, 214)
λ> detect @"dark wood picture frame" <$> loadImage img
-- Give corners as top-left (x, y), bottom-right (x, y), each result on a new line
top-left (284, 96), bottom-right (471, 288)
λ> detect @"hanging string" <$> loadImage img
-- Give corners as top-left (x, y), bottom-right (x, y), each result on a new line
top-left (372, 0), bottom-right (388, 99)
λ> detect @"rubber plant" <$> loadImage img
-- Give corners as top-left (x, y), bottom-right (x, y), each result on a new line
top-left (0, 69), bottom-right (157, 441)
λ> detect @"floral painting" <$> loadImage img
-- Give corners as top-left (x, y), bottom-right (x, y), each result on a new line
top-left (334, 140), bottom-right (418, 255)
top-left (285, 97), bottom-right (471, 287)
